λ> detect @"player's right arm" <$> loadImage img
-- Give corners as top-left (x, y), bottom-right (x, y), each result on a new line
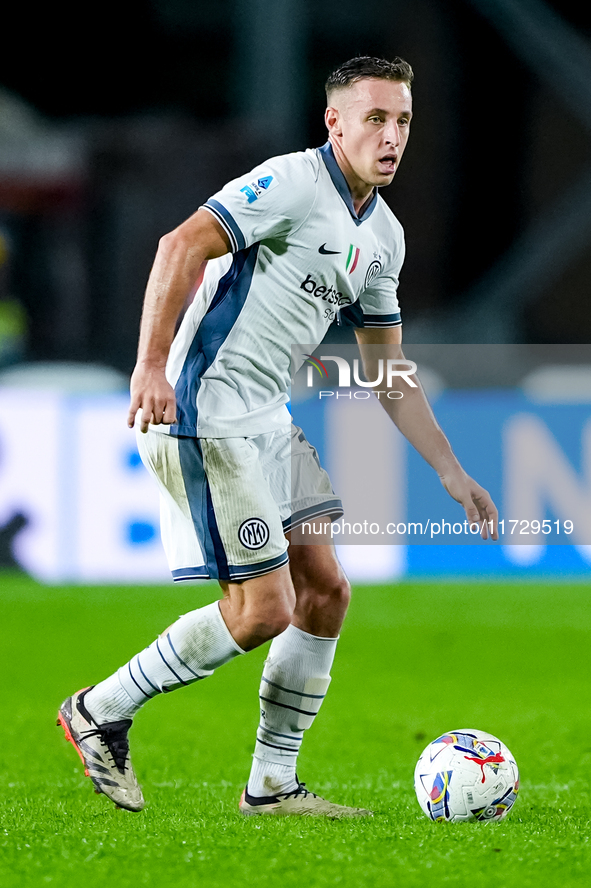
top-left (128, 209), bottom-right (231, 433)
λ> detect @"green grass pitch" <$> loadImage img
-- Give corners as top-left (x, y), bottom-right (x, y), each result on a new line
top-left (1, 572), bottom-right (591, 887)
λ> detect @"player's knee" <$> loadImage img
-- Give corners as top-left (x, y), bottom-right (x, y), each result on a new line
top-left (246, 608), bottom-right (293, 641)
top-left (259, 611), bottom-right (293, 640)
top-left (242, 590), bottom-right (295, 641)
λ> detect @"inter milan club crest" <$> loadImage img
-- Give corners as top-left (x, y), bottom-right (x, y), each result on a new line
top-left (364, 259), bottom-right (382, 289)
top-left (238, 518), bottom-right (270, 550)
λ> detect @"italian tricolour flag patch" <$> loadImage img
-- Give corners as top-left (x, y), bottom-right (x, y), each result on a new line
top-left (346, 244), bottom-right (360, 274)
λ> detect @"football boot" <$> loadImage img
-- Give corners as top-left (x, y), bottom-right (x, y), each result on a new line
top-left (57, 687), bottom-right (144, 812)
top-left (239, 782), bottom-right (372, 818)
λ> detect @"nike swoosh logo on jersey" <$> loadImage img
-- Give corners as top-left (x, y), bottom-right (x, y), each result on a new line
top-left (318, 244), bottom-right (341, 255)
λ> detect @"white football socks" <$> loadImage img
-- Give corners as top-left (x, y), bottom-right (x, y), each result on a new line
top-left (247, 623), bottom-right (337, 798)
top-left (84, 608), bottom-right (337, 797)
top-left (84, 601), bottom-right (244, 724)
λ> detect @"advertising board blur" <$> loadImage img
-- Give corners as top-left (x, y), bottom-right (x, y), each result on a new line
top-left (0, 390), bottom-right (169, 583)
top-left (0, 344), bottom-right (589, 583)
top-left (291, 344), bottom-right (591, 581)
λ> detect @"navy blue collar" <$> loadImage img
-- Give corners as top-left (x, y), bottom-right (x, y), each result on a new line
top-left (318, 141), bottom-right (378, 225)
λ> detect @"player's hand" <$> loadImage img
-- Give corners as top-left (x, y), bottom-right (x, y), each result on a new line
top-left (438, 469), bottom-right (499, 540)
top-left (127, 364), bottom-right (177, 433)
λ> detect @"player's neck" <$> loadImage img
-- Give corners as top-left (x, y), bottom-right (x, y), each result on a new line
top-left (328, 137), bottom-right (375, 215)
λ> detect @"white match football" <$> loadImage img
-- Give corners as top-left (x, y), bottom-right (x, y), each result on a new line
top-left (414, 729), bottom-right (519, 822)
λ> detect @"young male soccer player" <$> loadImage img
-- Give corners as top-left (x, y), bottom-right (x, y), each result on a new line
top-left (58, 56), bottom-right (498, 817)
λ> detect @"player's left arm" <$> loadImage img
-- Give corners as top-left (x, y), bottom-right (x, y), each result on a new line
top-left (354, 326), bottom-right (498, 539)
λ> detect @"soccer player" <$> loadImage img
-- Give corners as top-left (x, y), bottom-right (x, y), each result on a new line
top-left (58, 56), bottom-right (498, 817)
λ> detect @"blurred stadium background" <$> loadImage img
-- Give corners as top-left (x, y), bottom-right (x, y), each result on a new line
top-left (0, 0), bottom-right (590, 583)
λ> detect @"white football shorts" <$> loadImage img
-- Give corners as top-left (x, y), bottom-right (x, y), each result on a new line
top-left (136, 424), bottom-right (343, 582)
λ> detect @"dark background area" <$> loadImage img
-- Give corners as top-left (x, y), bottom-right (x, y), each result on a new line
top-left (0, 0), bottom-right (590, 374)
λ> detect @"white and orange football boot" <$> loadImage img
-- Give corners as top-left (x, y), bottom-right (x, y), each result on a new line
top-left (57, 687), bottom-right (144, 812)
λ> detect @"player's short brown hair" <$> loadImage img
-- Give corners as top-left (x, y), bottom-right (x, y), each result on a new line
top-left (325, 56), bottom-right (414, 101)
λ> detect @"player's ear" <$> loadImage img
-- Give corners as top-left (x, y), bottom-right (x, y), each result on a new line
top-left (325, 105), bottom-right (342, 135)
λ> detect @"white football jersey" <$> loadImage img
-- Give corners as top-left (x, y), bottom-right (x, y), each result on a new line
top-left (164, 142), bottom-right (405, 438)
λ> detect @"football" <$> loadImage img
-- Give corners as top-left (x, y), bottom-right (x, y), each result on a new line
top-left (414, 729), bottom-right (519, 822)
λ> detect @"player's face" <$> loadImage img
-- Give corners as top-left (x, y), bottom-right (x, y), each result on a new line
top-left (326, 79), bottom-right (413, 196)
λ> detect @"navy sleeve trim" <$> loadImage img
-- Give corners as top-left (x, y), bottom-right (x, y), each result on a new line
top-left (336, 306), bottom-right (402, 328)
top-left (336, 302), bottom-right (364, 327)
top-left (202, 200), bottom-right (246, 252)
top-left (362, 312), bottom-right (402, 327)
